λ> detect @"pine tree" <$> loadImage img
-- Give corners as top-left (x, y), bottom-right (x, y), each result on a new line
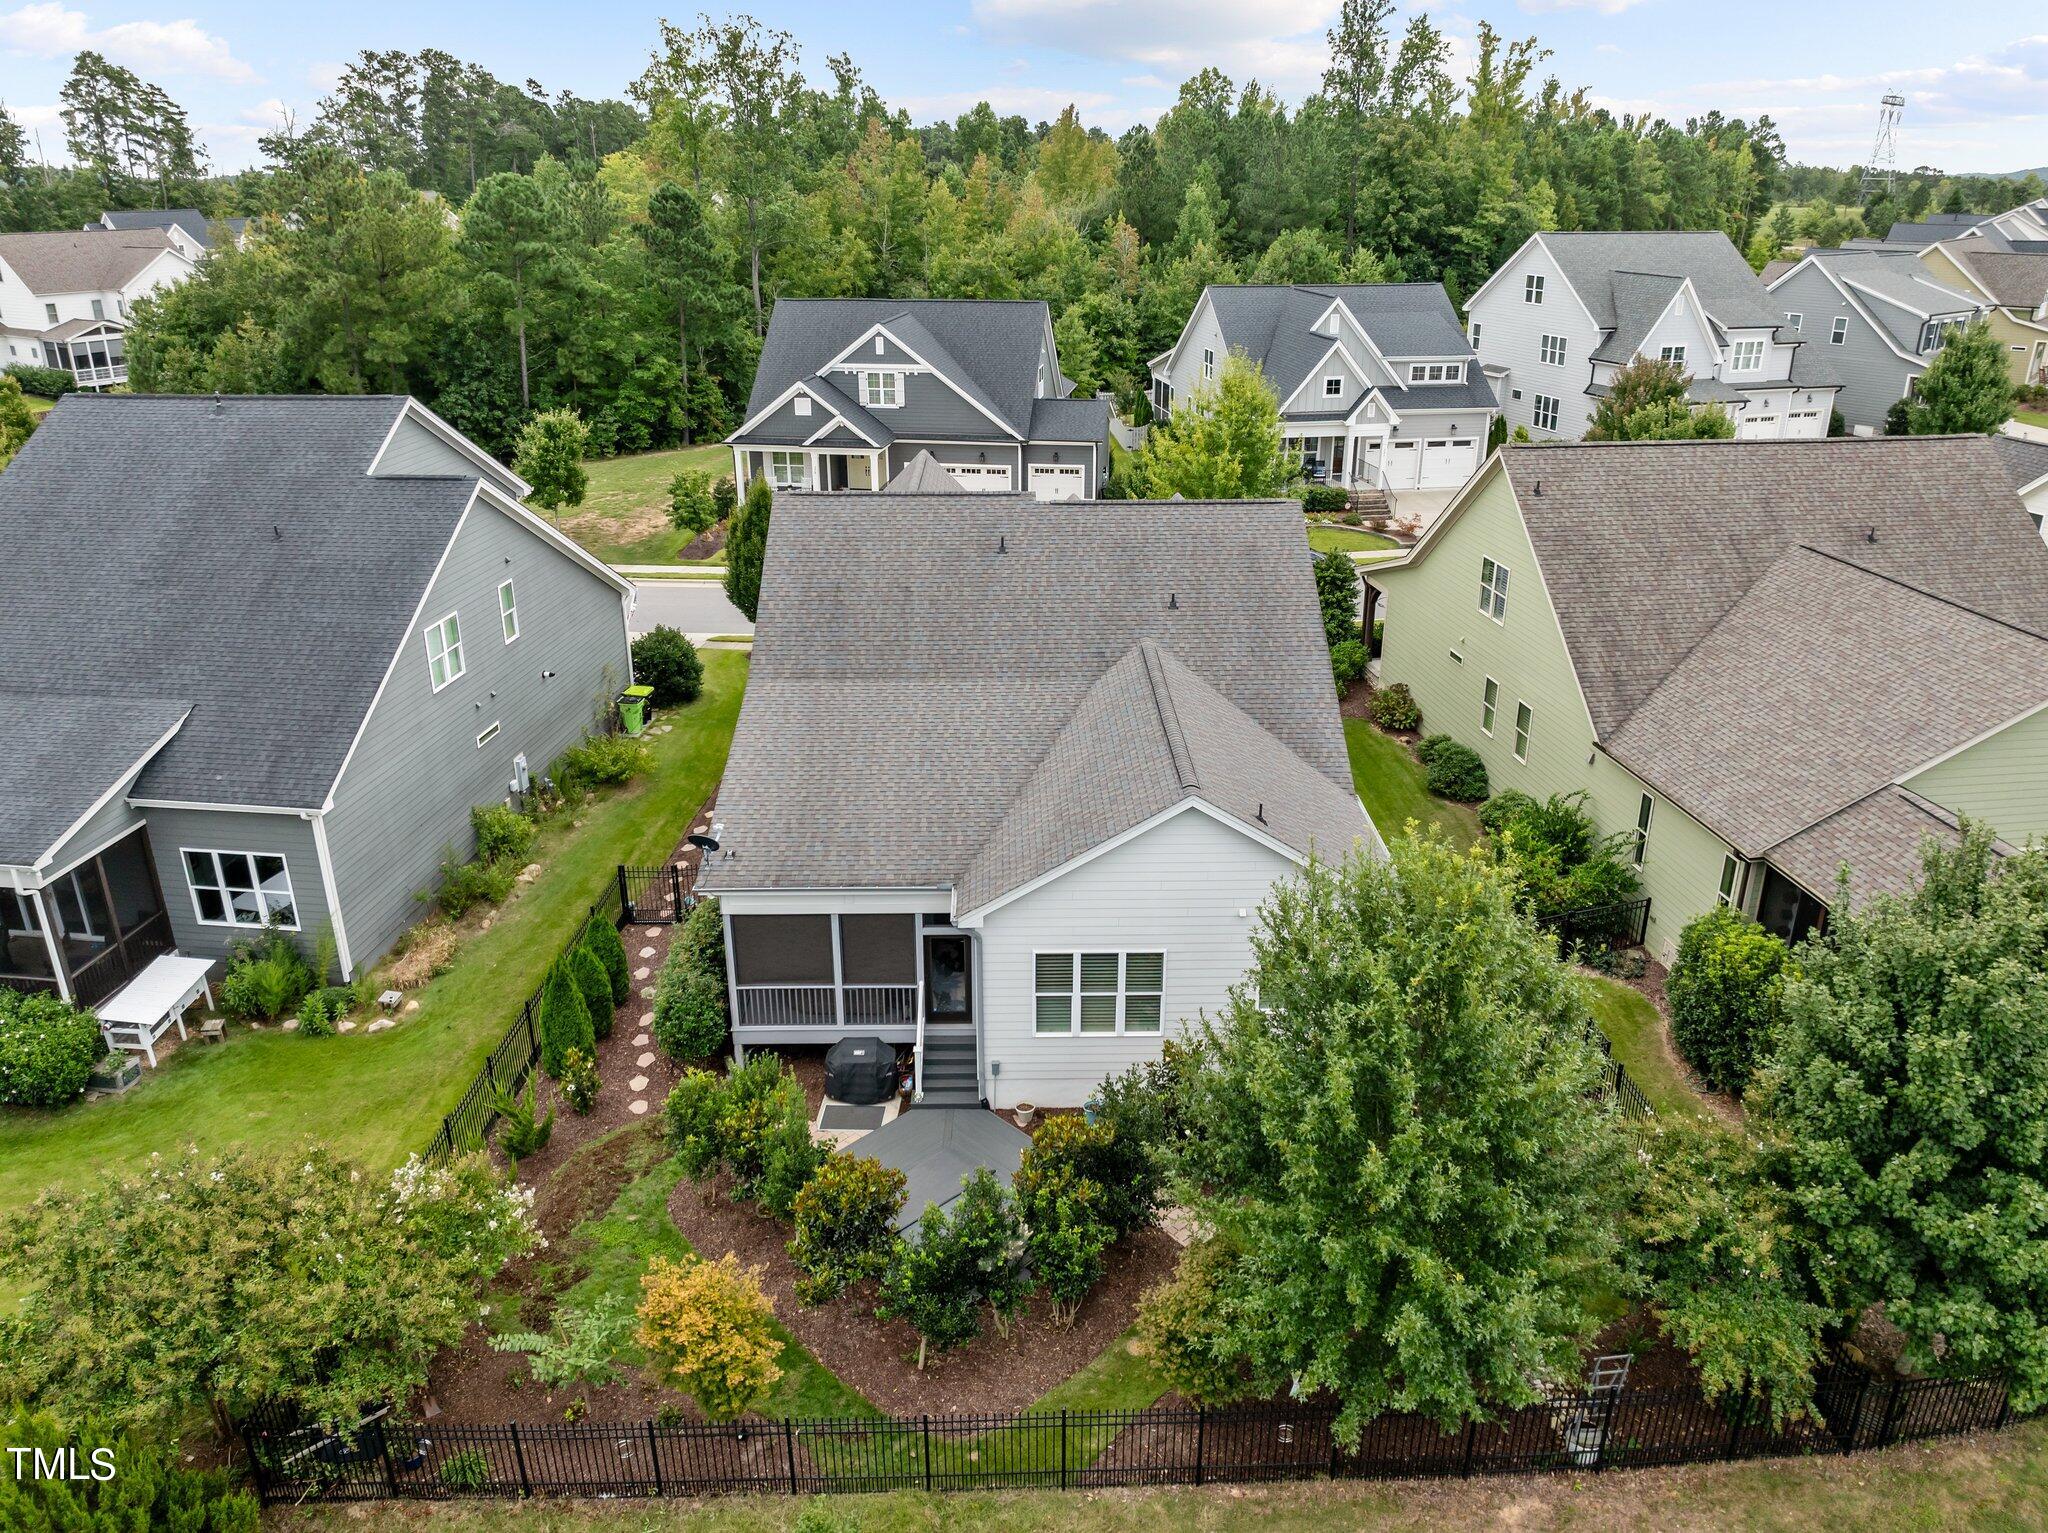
top-left (538, 957), bottom-right (593, 1076)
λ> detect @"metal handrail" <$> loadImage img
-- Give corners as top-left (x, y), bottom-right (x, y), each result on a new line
top-left (913, 979), bottom-right (926, 1103)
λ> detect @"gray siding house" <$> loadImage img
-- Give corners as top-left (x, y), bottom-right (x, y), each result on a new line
top-left (728, 298), bottom-right (1110, 501)
top-left (1767, 249), bottom-right (1984, 431)
top-left (0, 394), bottom-right (634, 1006)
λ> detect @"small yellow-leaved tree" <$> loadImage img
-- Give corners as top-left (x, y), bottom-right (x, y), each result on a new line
top-left (635, 1253), bottom-right (783, 1421)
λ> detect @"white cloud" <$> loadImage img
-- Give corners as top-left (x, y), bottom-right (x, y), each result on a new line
top-left (1518, 0), bottom-right (1652, 13)
top-left (305, 59), bottom-right (345, 93)
top-left (972, 0), bottom-right (1340, 93)
top-left (889, 83), bottom-right (1153, 130)
top-left (0, 2), bottom-right (255, 81)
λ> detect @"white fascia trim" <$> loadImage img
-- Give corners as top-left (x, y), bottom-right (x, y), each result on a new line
top-left (803, 414), bottom-right (861, 446)
top-left (828, 321), bottom-right (1022, 440)
top-left (730, 379), bottom-right (836, 441)
top-left (474, 481), bottom-right (635, 596)
top-left (706, 887), bottom-right (953, 915)
top-left (31, 712), bottom-right (189, 872)
top-left (825, 320), bottom-right (919, 371)
top-left (1309, 298), bottom-right (1399, 382)
top-left (27, 821), bottom-right (160, 888)
top-left (1893, 695), bottom-right (2048, 786)
top-left (1367, 450), bottom-right (1505, 572)
top-left (127, 797), bottom-right (316, 814)
top-left (1152, 289), bottom-right (1216, 384)
top-left (1790, 260), bottom-right (1926, 366)
top-left (1340, 391), bottom-right (1402, 429)
top-left (1533, 235), bottom-right (1608, 336)
top-left (308, 810), bottom-right (355, 980)
top-left (367, 397), bottom-right (533, 499)
top-left (1462, 233), bottom-right (1543, 313)
top-left (1279, 339), bottom-right (1373, 414)
top-left (955, 797), bottom-right (1317, 928)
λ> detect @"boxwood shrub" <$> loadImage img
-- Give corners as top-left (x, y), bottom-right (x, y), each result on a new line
top-left (1667, 905), bottom-right (1790, 1095)
top-left (1330, 639), bottom-right (1368, 690)
top-left (1416, 734), bottom-right (1489, 802)
top-left (1300, 484), bottom-right (1350, 515)
top-left (0, 989), bottom-right (106, 1106)
top-left (3, 363), bottom-right (74, 399)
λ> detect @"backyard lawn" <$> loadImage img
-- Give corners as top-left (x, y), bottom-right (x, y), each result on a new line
top-left (1343, 717), bottom-right (1481, 850)
top-left (1307, 525), bottom-right (1399, 555)
top-left (24, 393), bottom-right (56, 416)
top-left (557, 443), bottom-right (733, 566)
top-left (1586, 973), bottom-right (1716, 1122)
top-left (0, 650), bottom-right (748, 1211)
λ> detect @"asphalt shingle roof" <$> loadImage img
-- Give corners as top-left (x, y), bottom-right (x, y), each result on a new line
top-left (0, 229), bottom-right (180, 294)
top-left (1993, 432), bottom-right (2048, 493)
top-left (701, 493), bottom-right (1360, 901)
top-left (1027, 394), bottom-right (1111, 441)
top-left (1947, 248), bottom-right (2048, 309)
top-left (1538, 231), bottom-right (1787, 332)
top-left (0, 692), bottom-right (190, 865)
top-left (0, 395), bottom-right (479, 811)
top-left (96, 208), bottom-right (247, 250)
top-left (1204, 284), bottom-right (1473, 404)
top-left (1768, 787), bottom-right (2000, 910)
top-left (1591, 271), bottom-right (1689, 363)
top-left (883, 451), bottom-right (966, 493)
top-left (1805, 248), bottom-right (1982, 314)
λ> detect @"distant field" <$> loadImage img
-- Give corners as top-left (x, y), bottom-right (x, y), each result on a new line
top-left (557, 443), bottom-right (732, 565)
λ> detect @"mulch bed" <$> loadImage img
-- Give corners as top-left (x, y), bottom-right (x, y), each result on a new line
top-left (677, 519), bottom-right (728, 561)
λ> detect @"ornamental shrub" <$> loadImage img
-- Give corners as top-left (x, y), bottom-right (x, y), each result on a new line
top-left (1301, 484), bottom-right (1350, 515)
top-left (296, 985), bottom-right (354, 1037)
top-left (877, 1170), bottom-right (1027, 1367)
top-left (1330, 639), bottom-right (1368, 690)
top-left (217, 928), bottom-right (316, 1021)
top-left (653, 970), bottom-right (727, 1062)
top-left (1013, 1143), bottom-right (1114, 1325)
top-left (1312, 548), bottom-right (1361, 649)
top-left (489, 1294), bottom-right (634, 1388)
top-left (551, 732), bottom-right (650, 794)
top-left (493, 1075), bottom-right (554, 1158)
top-left (758, 1085), bottom-right (828, 1219)
top-left (677, 895), bottom-right (726, 982)
top-left (711, 474), bottom-right (738, 521)
top-left (558, 1047), bottom-right (601, 1113)
top-left (788, 1154), bottom-right (907, 1304)
top-left (1134, 1240), bottom-right (1248, 1405)
top-left (0, 1408), bottom-right (259, 1530)
top-left (0, 989), bottom-right (105, 1106)
top-left (1017, 1114), bottom-right (1152, 1239)
top-left (719, 1055), bottom-right (797, 1199)
top-left (1417, 734), bottom-right (1489, 802)
top-left (663, 1068), bottom-right (727, 1175)
top-left (1667, 905), bottom-right (1790, 1095)
top-left (569, 943), bottom-right (615, 1038)
top-left (584, 915), bottom-right (631, 1005)
top-left (667, 469), bottom-right (718, 533)
top-left (631, 625), bottom-right (704, 707)
top-left (537, 957), bottom-right (594, 1076)
top-left (4, 363), bottom-right (74, 398)
top-left (471, 802), bottom-right (538, 865)
top-left (1365, 681), bottom-right (1421, 732)
top-left (636, 1254), bottom-right (783, 1420)
top-left (430, 847), bottom-right (518, 918)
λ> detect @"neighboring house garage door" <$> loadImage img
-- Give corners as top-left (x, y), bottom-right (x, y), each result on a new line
top-left (1787, 409), bottom-right (1824, 437)
top-left (1383, 440), bottom-right (1421, 489)
top-left (1419, 437), bottom-right (1479, 488)
top-left (1028, 464), bottom-right (1087, 501)
top-left (1737, 413), bottom-right (1782, 440)
top-left (940, 463), bottom-right (1012, 491)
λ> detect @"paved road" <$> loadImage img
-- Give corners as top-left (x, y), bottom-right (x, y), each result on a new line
top-left (629, 578), bottom-right (752, 638)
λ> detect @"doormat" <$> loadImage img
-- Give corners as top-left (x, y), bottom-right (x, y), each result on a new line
top-left (819, 1104), bottom-right (888, 1131)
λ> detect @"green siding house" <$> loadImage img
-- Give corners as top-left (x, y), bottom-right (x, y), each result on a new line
top-left (1371, 435), bottom-right (2048, 960)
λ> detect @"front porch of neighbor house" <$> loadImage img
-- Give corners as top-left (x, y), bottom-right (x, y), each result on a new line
top-left (1, 823), bottom-right (174, 1007)
top-left (733, 446), bottom-right (882, 493)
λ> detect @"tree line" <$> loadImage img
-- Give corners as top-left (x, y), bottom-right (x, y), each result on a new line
top-left (1, 3), bottom-right (2041, 459)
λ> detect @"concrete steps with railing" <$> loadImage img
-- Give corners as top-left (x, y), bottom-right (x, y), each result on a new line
top-left (918, 1030), bottom-right (983, 1106)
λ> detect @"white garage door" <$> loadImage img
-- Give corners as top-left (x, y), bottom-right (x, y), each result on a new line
top-left (939, 463), bottom-right (1013, 491)
top-left (1028, 464), bottom-right (1086, 502)
top-left (1787, 409), bottom-right (1824, 437)
top-left (1737, 413), bottom-right (1782, 440)
top-left (1419, 437), bottom-right (1478, 489)
top-left (1384, 440), bottom-right (1421, 489)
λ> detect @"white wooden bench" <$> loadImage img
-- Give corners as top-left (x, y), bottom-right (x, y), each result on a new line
top-left (97, 955), bottom-right (216, 1067)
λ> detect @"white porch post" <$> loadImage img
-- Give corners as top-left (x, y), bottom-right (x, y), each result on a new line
top-left (730, 445), bottom-right (747, 491)
top-left (29, 888), bottom-right (72, 1003)
top-left (830, 913), bottom-right (845, 1027)
top-left (722, 905), bottom-right (744, 1066)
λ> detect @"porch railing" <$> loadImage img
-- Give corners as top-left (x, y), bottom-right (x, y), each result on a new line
top-left (69, 362), bottom-right (126, 387)
top-left (734, 984), bottom-right (838, 1028)
top-left (69, 910), bottom-right (175, 1007)
top-left (912, 981), bottom-right (926, 1102)
top-left (844, 983), bottom-right (918, 1027)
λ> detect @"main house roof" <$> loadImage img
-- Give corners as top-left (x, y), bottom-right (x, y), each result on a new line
top-left (1799, 247), bottom-right (1983, 315)
top-left (0, 228), bottom-right (182, 293)
top-left (1472, 437), bottom-right (2048, 901)
top-left (738, 297), bottom-right (1104, 444)
top-left (1536, 231), bottom-right (1789, 334)
top-left (1199, 283), bottom-right (1494, 410)
top-left (700, 493), bottom-right (1368, 909)
top-left (0, 395), bottom-right (502, 822)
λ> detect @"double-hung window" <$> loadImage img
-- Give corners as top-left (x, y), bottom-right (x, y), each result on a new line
top-left (1532, 394), bottom-right (1560, 432)
top-left (1539, 333), bottom-right (1566, 366)
top-left (1786, 312), bottom-right (1802, 332)
top-left (184, 849), bottom-right (298, 929)
top-left (1730, 338), bottom-right (1765, 372)
top-left (1633, 792), bottom-right (1654, 867)
top-left (1524, 273), bottom-right (1545, 304)
top-left (498, 579), bottom-right (519, 644)
top-left (1470, 320), bottom-right (1483, 348)
top-left (1478, 557), bottom-right (1509, 622)
top-left (861, 370), bottom-right (900, 407)
top-left (425, 612), bottom-right (464, 691)
top-left (1035, 951), bottom-right (1164, 1035)
top-left (1830, 316), bottom-right (1848, 346)
top-left (768, 450), bottom-right (808, 490)
top-left (1513, 702), bottom-right (1532, 762)
top-left (1201, 347), bottom-right (1215, 382)
top-left (1481, 677), bottom-right (1498, 734)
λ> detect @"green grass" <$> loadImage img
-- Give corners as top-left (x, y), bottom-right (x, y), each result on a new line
top-left (1306, 525), bottom-right (1399, 555)
top-left (0, 651), bottom-right (749, 1211)
top-left (2017, 408), bottom-right (2048, 430)
top-left (562, 444), bottom-right (734, 566)
top-left (24, 393), bottom-right (56, 417)
top-left (1342, 719), bottom-right (1481, 851)
top-left (1586, 972), bottom-right (1716, 1123)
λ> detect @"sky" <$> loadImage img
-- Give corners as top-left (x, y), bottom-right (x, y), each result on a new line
top-left (1, 0), bottom-right (2043, 177)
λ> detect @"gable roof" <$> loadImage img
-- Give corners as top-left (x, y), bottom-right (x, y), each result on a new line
top-left (1993, 432), bottom-right (2048, 495)
top-left (739, 298), bottom-right (1059, 441)
top-left (0, 229), bottom-right (183, 294)
top-left (1590, 271), bottom-right (1690, 364)
top-left (0, 692), bottom-right (190, 866)
top-left (1201, 284), bottom-right (1473, 404)
top-left (701, 493), bottom-right (1366, 901)
top-left (96, 208), bottom-right (247, 250)
top-left (1946, 248), bottom-right (2048, 310)
top-left (1538, 231), bottom-right (1786, 332)
top-left (0, 395), bottom-right (493, 812)
top-left (883, 451), bottom-right (966, 493)
top-left (1803, 247), bottom-right (1983, 315)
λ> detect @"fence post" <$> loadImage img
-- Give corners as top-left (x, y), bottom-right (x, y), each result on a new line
top-left (784, 1419), bottom-right (800, 1495)
top-left (617, 865), bottom-right (633, 923)
top-left (380, 1426), bottom-right (400, 1496)
top-left (1060, 1409), bottom-right (1069, 1490)
top-left (921, 1414), bottom-right (933, 1493)
top-left (1724, 1389), bottom-right (1749, 1461)
top-left (240, 1423), bottom-right (268, 1504)
top-left (1460, 1418), bottom-right (1477, 1478)
top-left (671, 863), bottom-right (684, 918)
top-left (1876, 1379), bottom-right (1905, 1449)
top-left (1994, 1385), bottom-right (2012, 1433)
top-left (647, 1419), bottom-right (662, 1495)
top-left (1194, 1405), bottom-right (1205, 1487)
top-left (510, 1421), bottom-right (532, 1499)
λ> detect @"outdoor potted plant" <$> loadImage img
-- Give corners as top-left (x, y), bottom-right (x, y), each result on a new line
top-left (89, 1049), bottom-right (141, 1094)
top-left (1012, 1101), bottom-right (1036, 1129)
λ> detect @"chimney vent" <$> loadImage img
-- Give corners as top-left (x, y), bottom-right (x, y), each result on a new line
top-left (1167, 593), bottom-right (1178, 610)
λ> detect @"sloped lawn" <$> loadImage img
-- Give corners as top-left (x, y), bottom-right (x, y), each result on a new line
top-left (558, 444), bottom-right (733, 565)
top-left (0, 651), bottom-right (748, 1211)
top-left (1342, 717), bottom-right (1481, 850)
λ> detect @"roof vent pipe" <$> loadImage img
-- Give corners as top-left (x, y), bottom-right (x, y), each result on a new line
top-left (1168, 593), bottom-right (1178, 609)
top-left (998, 534), bottom-right (1006, 554)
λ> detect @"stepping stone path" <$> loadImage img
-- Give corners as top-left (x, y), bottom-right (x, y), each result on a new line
top-left (639, 1012), bottom-right (654, 1029)
top-left (628, 1099), bottom-right (649, 1116)
top-left (632, 1033), bottom-right (649, 1047)
top-left (639, 986), bottom-right (655, 1000)
top-left (637, 1051), bottom-right (655, 1068)
top-left (628, 1075), bottom-right (649, 1093)
top-left (638, 946), bottom-right (656, 959)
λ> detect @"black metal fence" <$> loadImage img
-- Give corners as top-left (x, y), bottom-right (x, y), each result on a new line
top-left (1584, 1025), bottom-right (1655, 1123)
top-left (617, 862), bottom-right (697, 925)
top-left (1549, 896), bottom-right (1653, 953)
top-left (242, 1368), bottom-right (2015, 1506)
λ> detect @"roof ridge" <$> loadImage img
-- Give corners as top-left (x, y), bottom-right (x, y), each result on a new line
top-left (1795, 543), bottom-right (2048, 645)
top-left (1138, 640), bottom-right (1199, 793)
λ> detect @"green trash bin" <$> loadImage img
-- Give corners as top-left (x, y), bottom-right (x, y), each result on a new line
top-left (620, 685), bottom-right (655, 736)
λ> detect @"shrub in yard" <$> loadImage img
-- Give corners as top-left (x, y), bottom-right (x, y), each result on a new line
top-left (1666, 905), bottom-right (1790, 1096)
top-left (217, 928), bottom-right (316, 1021)
top-left (5, 363), bottom-right (75, 398)
top-left (788, 1154), bottom-right (907, 1304)
top-left (636, 1254), bottom-right (783, 1420)
top-left (1017, 1114), bottom-right (1153, 1239)
top-left (758, 1084), bottom-right (828, 1220)
top-left (653, 970), bottom-right (727, 1063)
top-left (1312, 548), bottom-right (1361, 649)
top-left (1330, 639), bottom-right (1368, 690)
top-left (677, 895), bottom-right (726, 982)
top-left (631, 625), bottom-right (704, 707)
top-left (1014, 1151), bottom-right (1113, 1326)
top-left (1135, 1240), bottom-right (1247, 1405)
top-left (1364, 681), bottom-right (1421, 732)
top-left (663, 1068), bottom-right (727, 1174)
top-left (719, 1057), bottom-right (799, 1200)
top-left (569, 943), bottom-right (615, 1038)
top-left (489, 1294), bottom-right (634, 1389)
top-left (1090, 1046), bottom-right (1197, 1225)
top-left (537, 957), bottom-right (595, 1076)
top-left (712, 474), bottom-right (738, 522)
top-left (551, 732), bottom-right (650, 794)
top-left (1, 1408), bottom-right (259, 1530)
top-left (584, 915), bottom-right (631, 1005)
top-left (1481, 789), bottom-right (1641, 933)
top-left (0, 988), bottom-right (105, 1106)
top-left (877, 1169), bottom-right (1028, 1366)
top-left (472, 803), bottom-right (538, 865)
top-left (667, 469), bottom-right (718, 533)
top-left (429, 846), bottom-right (518, 919)
top-left (558, 1047), bottom-right (601, 1113)
top-left (439, 1448), bottom-right (491, 1491)
top-left (1417, 734), bottom-right (1489, 802)
top-left (1300, 484), bottom-right (1350, 515)
top-left (296, 985), bottom-right (354, 1037)
top-left (493, 1075), bottom-right (554, 1158)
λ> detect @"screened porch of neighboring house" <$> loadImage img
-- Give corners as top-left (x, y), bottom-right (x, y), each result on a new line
top-left (39, 317), bottom-right (128, 389)
top-left (2, 826), bottom-right (174, 1008)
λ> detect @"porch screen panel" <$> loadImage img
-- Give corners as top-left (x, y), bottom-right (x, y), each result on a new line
top-left (729, 914), bottom-right (834, 984)
top-left (839, 913), bottom-right (915, 984)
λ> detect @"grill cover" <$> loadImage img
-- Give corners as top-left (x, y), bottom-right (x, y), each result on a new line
top-left (825, 1036), bottom-right (897, 1105)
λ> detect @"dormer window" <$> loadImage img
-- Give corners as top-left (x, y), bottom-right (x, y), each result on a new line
top-left (1407, 362), bottom-right (1464, 383)
top-left (1524, 274), bottom-right (1545, 304)
top-left (1730, 338), bottom-right (1765, 372)
top-left (861, 371), bottom-right (900, 407)
top-left (1323, 376), bottom-right (1343, 398)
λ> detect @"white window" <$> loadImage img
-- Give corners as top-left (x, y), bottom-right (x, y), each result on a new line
top-left (498, 579), bottom-right (519, 644)
top-left (1730, 338), bottom-right (1765, 372)
top-left (1409, 363), bottom-right (1429, 382)
top-left (861, 370), bottom-right (900, 407)
top-left (183, 849), bottom-right (298, 930)
top-left (1532, 393), bottom-right (1560, 432)
top-left (1481, 676), bottom-right (1498, 734)
top-left (44, 302), bottom-right (57, 324)
top-left (1659, 345), bottom-right (1686, 366)
top-left (1202, 347), bottom-right (1215, 382)
top-left (477, 721), bottom-right (501, 748)
top-left (424, 612), bottom-right (464, 691)
top-left (1034, 951), bottom-right (1164, 1035)
top-left (90, 298), bottom-right (104, 320)
top-left (1514, 702), bottom-right (1532, 762)
top-left (1478, 556), bottom-right (1509, 621)
top-left (1633, 792), bottom-right (1654, 867)
top-left (1470, 321), bottom-right (1483, 348)
top-left (1917, 319), bottom-right (1959, 354)
top-left (1524, 273), bottom-right (1545, 304)
top-left (1717, 854), bottom-right (1741, 907)
top-left (1539, 334), bottom-right (1566, 367)
top-left (792, 395), bottom-right (813, 417)
top-left (1323, 375), bottom-right (1343, 397)
top-left (1830, 316), bottom-right (1849, 346)
top-left (1786, 313), bottom-right (1802, 332)
top-left (768, 450), bottom-right (808, 490)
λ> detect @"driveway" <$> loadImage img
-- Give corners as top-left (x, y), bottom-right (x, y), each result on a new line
top-left (629, 577), bottom-right (752, 639)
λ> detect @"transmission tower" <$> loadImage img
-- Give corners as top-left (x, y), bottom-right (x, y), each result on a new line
top-left (1860, 93), bottom-right (1903, 202)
